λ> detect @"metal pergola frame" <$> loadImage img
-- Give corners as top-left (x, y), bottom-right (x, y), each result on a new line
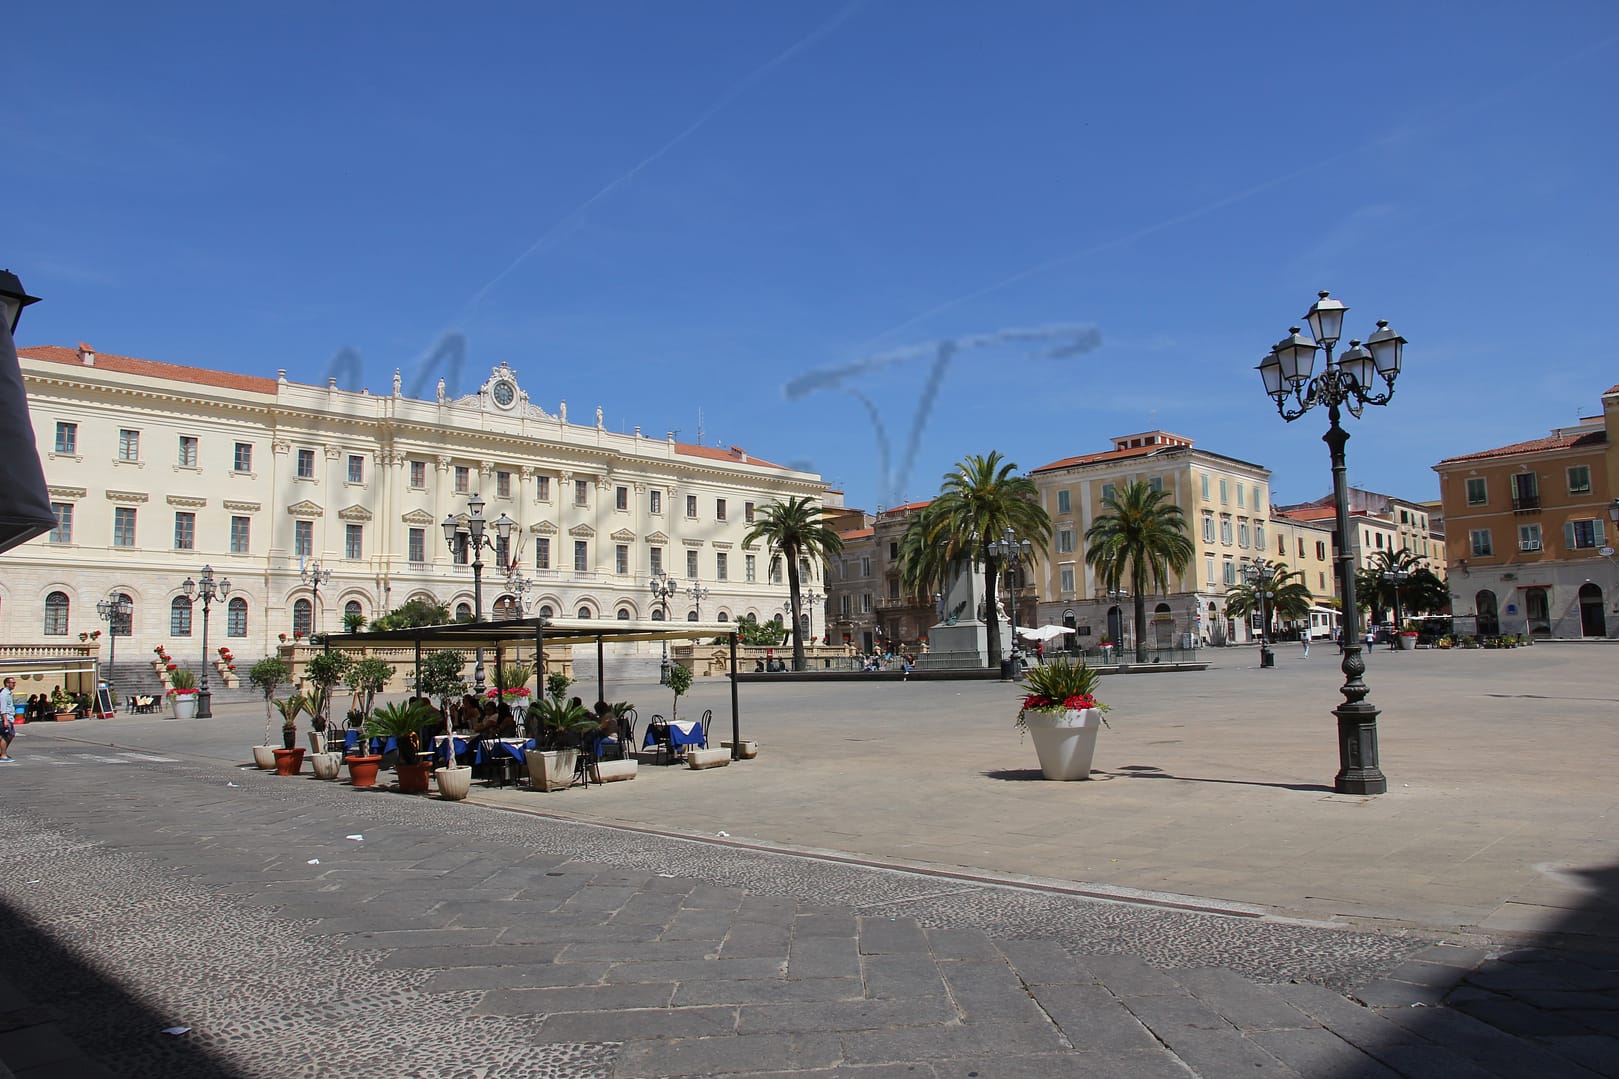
top-left (320, 617), bottom-right (746, 758)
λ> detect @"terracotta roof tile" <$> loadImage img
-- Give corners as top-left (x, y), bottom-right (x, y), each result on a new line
top-left (878, 500), bottom-right (932, 517)
top-left (1436, 430), bottom-right (1607, 465)
top-left (839, 527), bottom-right (875, 540)
top-left (1032, 445), bottom-right (1159, 473)
top-left (1277, 506), bottom-right (1338, 522)
top-left (1605, 383), bottom-right (1619, 396)
top-left (20, 344), bottom-right (280, 395)
top-left (673, 442), bottom-right (788, 470)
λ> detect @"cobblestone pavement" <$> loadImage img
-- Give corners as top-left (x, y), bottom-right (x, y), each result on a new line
top-left (2, 738), bottom-right (1616, 1078)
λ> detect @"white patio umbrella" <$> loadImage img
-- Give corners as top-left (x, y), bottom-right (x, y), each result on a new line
top-left (1016, 625), bottom-right (1076, 642)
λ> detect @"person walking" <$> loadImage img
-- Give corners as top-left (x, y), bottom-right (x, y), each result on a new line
top-left (0, 676), bottom-right (18, 762)
top-left (1302, 634), bottom-right (1310, 658)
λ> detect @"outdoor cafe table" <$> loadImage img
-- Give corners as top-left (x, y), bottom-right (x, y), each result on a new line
top-left (643, 718), bottom-right (704, 751)
top-left (433, 735), bottom-right (533, 767)
top-left (343, 731), bottom-right (398, 756)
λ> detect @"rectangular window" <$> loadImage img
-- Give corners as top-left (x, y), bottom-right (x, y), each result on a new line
top-left (1254, 523), bottom-right (1265, 550)
top-left (648, 546), bottom-right (662, 576)
top-left (1102, 483), bottom-right (1116, 505)
top-left (840, 594), bottom-right (852, 617)
top-left (745, 554), bottom-right (756, 581)
top-left (1057, 490), bottom-right (1071, 514)
top-left (745, 501), bottom-right (755, 523)
top-left (1236, 483), bottom-right (1245, 508)
top-left (1205, 556), bottom-right (1215, 585)
top-left (860, 556), bottom-right (871, 577)
top-left (1202, 515), bottom-right (1215, 543)
top-left (497, 471), bottom-right (511, 498)
top-left (113, 506), bottom-right (137, 547)
top-left (229, 515), bottom-right (250, 554)
top-left (177, 435), bottom-right (196, 467)
top-left (535, 475), bottom-right (550, 501)
top-left (771, 556), bottom-right (783, 584)
top-left (233, 442), bottom-right (253, 473)
top-left (1201, 473), bottom-right (1210, 500)
top-left (345, 524), bottom-right (363, 559)
top-left (616, 485), bottom-right (628, 511)
top-left (54, 422), bottom-right (76, 454)
top-left (1149, 476), bottom-right (1164, 494)
top-left (297, 448), bottom-right (316, 479)
top-left (888, 578), bottom-right (900, 600)
top-left (50, 502), bottom-right (73, 543)
top-left (1238, 521), bottom-right (1251, 547)
top-left (1219, 479), bottom-right (1228, 505)
top-left (1059, 565), bottom-right (1075, 593)
top-left (535, 537), bottom-right (550, 570)
top-left (452, 533), bottom-right (468, 565)
top-left (347, 454), bottom-right (364, 484)
top-left (1568, 465), bottom-right (1592, 494)
top-left (574, 540), bottom-right (589, 572)
top-left (1223, 559), bottom-right (1236, 586)
top-left (650, 489), bottom-right (662, 514)
top-left (687, 550), bottom-right (699, 578)
top-left (1511, 472), bottom-right (1538, 510)
top-left (1519, 524), bottom-right (1542, 552)
top-left (1566, 518), bottom-right (1603, 550)
top-left (1316, 540), bottom-right (1326, 561)
top-left (1470, 529), bottom-right (1493, 556)
top-left (408, 527), bottom-right (426, 563)
top-left (173, 512), bottom-right (195, 550)
top-left (1220, 518), bottom-right (1233, 545)
top-left (715, 498), bottom-right (727, 521)
top-left (861, 593), bottom-right (872, 614)
top-left (574, 480), bottom-right (589, 507)
top-left (495, 534), bottom-right (510, 570)
top-left (294, 519), bottom-right (313, 559)
top-left (455, 465), bottom-right (470, 493)
top-left (409, 460), bottom-right (426, 488)
top-left (1465, 477), bottom-right (1487, 505)
top-left (716, 552), bottom-right (730, 580)
top-left (615, 544), bottom-right (629, 575)
top-left (1057, 528), bottom-right (1074, 554)
top-left (686, 495), bottom-right (698, 518)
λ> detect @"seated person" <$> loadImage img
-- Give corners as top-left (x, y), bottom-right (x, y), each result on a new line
top-left (754, 658), bottom-right (765, 673)
top-left (495, 703), bottom-right (518, 738)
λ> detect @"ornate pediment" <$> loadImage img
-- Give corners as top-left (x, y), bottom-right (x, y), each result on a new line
top-left (682, 538), bottom-right (705, 547)
top-left (337, 504), bottom-right (374, 523)
top-left (286, 500), bottom-right (323, 518)
top-left (568, 523), bottom-right (595, 538)
top-left (610, 528), bottom-right (636, 543)
top-left (223, 500), bottom-right (261, 512)
top-left (166, 494), bottom-right (207, 508)
top-left (645, 530), bottom-right (670, 544)
top-left (48, 485), bottom-right (86, 500)
top-left (400, 508), bottom-right (435, 526)
top-left (105, 490), bottom-right (149, 504)
top-left (530, 520), bottom-right (558, 535)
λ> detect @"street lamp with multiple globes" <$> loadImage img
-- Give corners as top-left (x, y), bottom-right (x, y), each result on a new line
top-left (95, 592), bottom-right (134, 700)
top-left (988, 527), bottom-right (1032, 677)
top-left (300, 559), bottom-right (332, 635)
top-left (181, 566), bottom-right (231, 719)
top-left (1242, 558), bottom-right (1277, 668)
top-left (1257, 290), bottom-right (1406, 795)
top-left (440, 492), bottom-right (517, 692)
top-left (649, 571), bottom-right (680, 682)
top-left (688, 580), bottom-right (711, 620)
top-left (1380, 564), bottom-right (1410, 649)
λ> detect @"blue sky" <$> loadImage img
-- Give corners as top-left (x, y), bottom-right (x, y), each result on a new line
top-left (11, 1), bottom-right (1619, 515)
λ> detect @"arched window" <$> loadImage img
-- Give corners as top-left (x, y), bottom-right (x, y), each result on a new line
top-left (1474, 590), bottom-right (1499, 636)
top-left (171, 596), bottom-right (194, 636)
top-left (492, 595), bottom-right (519, 618)
top-left (651, 608), bottom-right (665, 621)
top-left (227, 596), bottom-right (248, 637)
top-left (454, 602), bottom-right (472, 622)
top-left (44, 591), bottom-right (70, 635)
top-left (576, 606), bottom-right (593, 619)
top-left (292, 598), bottom-right (313, 637)
top-left (538, 604), bottom-right (555, 620)
top-left (687, 610), bottom-right (699, 621)
top-left (717, 611), bottom-right (729, 622)
top-left (1579, 582), bottom-right (1606, 637)
top-left (617, 608), bottom-right (631, 620)
top-left (344, 600), bottom-right (363, 626)
top-left (110, 592), bottom-right (134, 636)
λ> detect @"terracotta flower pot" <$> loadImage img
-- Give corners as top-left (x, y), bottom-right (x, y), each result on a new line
top-left (395, 761), bottom-right (433, 794)
top-left (346, 754), bottom-right (382, 788)
top-left (272, 747), bottom-right (306, 776)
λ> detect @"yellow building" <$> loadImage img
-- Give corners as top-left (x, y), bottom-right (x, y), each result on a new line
top-left (1433, 386), bottom-right (1617, 638)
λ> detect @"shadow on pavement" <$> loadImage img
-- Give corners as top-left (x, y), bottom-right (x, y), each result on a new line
top-left (1100, 764), bottom-right (1336, 793)
top-left (0, 894), bottom-right (246, 1078)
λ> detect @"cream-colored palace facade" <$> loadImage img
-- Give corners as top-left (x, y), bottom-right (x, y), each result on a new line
top-left (9, 343), bottom-right (827, 662)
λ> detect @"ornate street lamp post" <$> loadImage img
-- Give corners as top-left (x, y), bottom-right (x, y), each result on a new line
top-left (688, 580), bottom-right (711, 620)
top-left (1257, 291), bottom-right (1406, 795)
top-left (441, 492), bottom-right (516, 693)
top-left (988, 527), bottom-right (1032, 678)
top-left (95, 592), bottom-right (134, 701)
top-left (300, 559), bottom-right (332, 635)
top-left (1243, 558), bottom-right (1277, 668)
top-left (649, 571), bottom-right (680, 682)
top-left (1381, 565), bottom-right (1410, 649)
top-left (181, 566), bottom-right (231, 719)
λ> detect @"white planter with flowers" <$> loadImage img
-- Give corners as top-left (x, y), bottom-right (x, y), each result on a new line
top-left (1016, 658), bottom-right (1109, 781)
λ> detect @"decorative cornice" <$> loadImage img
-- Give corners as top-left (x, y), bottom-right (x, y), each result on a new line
top-left (105, 490), bottom-right (149, 504)
top-left (530, 520), bottom-right (558, 535)
top-left (568, 524), bottom-right (596, 538)
top-left (400, 508), bottom-right (435, 526)
top-left (165, 495), bottom-right (207, 508)
top-left (223, 500), bottom-right (261, 512)
top-left (682, 538), bottom-right (705, 547)
top-left (337, 504), bottom-right (374, 523)
top-left (48, 485), bottom-right (86, 500)
top-left (646, 530), bottom-right (670, 544)
top-left (712, 540), bottom-right (733, 550)
top-left (610, 528), bottom-right (636, 543)
top-left (286, 499), bottom-right (323, 518)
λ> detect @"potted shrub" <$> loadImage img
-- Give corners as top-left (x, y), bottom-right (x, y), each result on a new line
top-left (363, 699), bottom-right (436, 794)
top-left (344, 656), bottom-right (395, 750)
top-left (417, 650), bottom-right (469, 799)
top-left (343, 610), bottom-right (367, 633)
top-left (167, 668), bottom-right (200, 720)
top-left (490, 661), bottom-right (534, 729)
top-left (1016, 658), bottom-right (1110, 781)
top-left (50, 685), bottom-right (78, 721)
top-left (527, 686), bottom-right (594, 791)
top-left (303, 650), bottom-right (353, 746)
top-left (248, 657), bottom-right (291, 768)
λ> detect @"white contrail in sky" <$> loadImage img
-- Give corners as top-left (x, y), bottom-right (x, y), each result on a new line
top-left (459, 1), bottom-right (866, 315)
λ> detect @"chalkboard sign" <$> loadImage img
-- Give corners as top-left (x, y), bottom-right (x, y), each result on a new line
top-left (96, 686), bottom-right (115, 718)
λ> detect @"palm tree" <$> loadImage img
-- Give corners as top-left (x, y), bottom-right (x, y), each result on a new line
top-left (906, 452), bottom-right (1051, 669)
top-left (1223, 562), bottom-right (1314, 638)
top-left (743, 496), bottom-right (845, 671)
top-left (1357, 547), bottom-right (1447, 625)
top-left (1085, 481), bottom-right (1195, 662)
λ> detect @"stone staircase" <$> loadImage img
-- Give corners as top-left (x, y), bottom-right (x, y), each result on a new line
top-left (104, 660), bottom-right (265, 709)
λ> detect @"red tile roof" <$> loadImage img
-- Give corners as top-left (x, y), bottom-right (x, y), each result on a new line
top-left (1605, 383), bottom-right (1619, 396)
top-left (19, 344), bottom-right (280, 394)
top-left (839, 527), bottom-right (875, 540)
top-left (1032, 445), bottom-right (1160, 472)
top-left (1276, 506), bottom-right (1338, 522)
top-left (879, 500), bottom-right (932, 517)
top-left (1436, 429), bottom-right (1607, 466)
top-left (673, 442), bottom-right (788, 470)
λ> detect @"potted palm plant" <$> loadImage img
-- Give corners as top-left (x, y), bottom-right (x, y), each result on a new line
top-left (363, 699), bottom-right (436, 794)
top-left (270, 693), bottom-right (312, 776)
top-left (527, 685), bottom-right (595, 791)
top-left (1016, 658), bottom-right (1109, 781)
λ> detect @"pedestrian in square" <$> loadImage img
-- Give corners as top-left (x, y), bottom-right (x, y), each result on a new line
top-left (0, 676), bottom-right (18, 761)
top-left (1302, 634), bottom-right (1310, 658)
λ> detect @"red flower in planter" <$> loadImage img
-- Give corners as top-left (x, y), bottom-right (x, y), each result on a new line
top-left (165, 663), bottom-right (178, 672)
